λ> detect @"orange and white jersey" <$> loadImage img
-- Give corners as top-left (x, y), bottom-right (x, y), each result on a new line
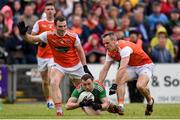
top-left (32, 19), bottom-right (55, 58)
top-left (38, 30), bottom-right (81, 68)
top-left (106, 40), bottom-right (153, 66)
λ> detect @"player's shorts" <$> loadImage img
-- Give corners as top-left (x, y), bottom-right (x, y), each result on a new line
top-left (37, 57), bottom-right (54, 72)
top-left (127, 63), bottom-right (154, 81)
top-left (52, 62), bottom-right (85, 80)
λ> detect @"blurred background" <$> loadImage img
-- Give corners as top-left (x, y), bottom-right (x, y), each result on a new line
top-left (0, 0), bottom-right (180, 105)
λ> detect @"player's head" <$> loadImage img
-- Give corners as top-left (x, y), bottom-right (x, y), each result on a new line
top-left (54, 16), bottom-right (67, 36)
top-left (81, 74), bottom-right (94, 92)
top-left (101, 32), bottom-right (117, 51)
top-left (44, 3), bottom-right (56, 19)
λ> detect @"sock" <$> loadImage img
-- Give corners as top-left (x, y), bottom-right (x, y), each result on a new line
top-left (55, 102), bottom-right (62, 112)
top-left (46, 96), bottom-right (52, 102)
top-left (118, 98), bottom-right (124, 104)
top-left (118, 104), bottom-right (124, 108)
top-left (148, 98), bottom-right (153, 105)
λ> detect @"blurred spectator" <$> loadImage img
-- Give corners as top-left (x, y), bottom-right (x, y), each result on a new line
top-left (0, 12), bottom-right (9, 47)
top-left (70, 15), bottom-right (83, 38)
top-left (1, 5), bottom-right (13, 34)
top-left (5, 24), bottom-right (26, 64)
top-left (170, 25), bottom-right (180, 61)
top-left (120, 0), bottom-right (134, 18)
top-left (147, 1), bottom-right (169, 37)
top-left (160, 0), bottom-right (175, 15)
top-left (55, 9), bottom-right (63, 18)
top-left (119, 15), bottom-right (131, 38)
top-left (104, 18), bottom-right (117, 33)
top-left (82, 12), bottom-right (104, 44)
top-left (55, 0), bottom-right (73, 17)
top-left (150, 32), bottom-right (174, 63)
top-left (130, 9), bottom-right (150, 43)
top-left (12, 0), bottom-right (23, 23)
top-left (169, 9), bottom-right (180, 35)
top-left (120, 0), bottom-right (139, 7)
top-left (20, 4), bottom-right (38, 32)
top-left (34, 0), bottom-right (46, 16)
top-left (150, 26), bottom-right (175, 58)
top-left (83, 34), bottom-right (105, 63)
top-left (108, 6), bottom-right (121, 26)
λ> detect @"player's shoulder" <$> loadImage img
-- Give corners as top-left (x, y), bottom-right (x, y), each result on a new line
top-left (66, 30), bottom-right (78, 38)
top-left (94, 81), bottom-right (105, 92)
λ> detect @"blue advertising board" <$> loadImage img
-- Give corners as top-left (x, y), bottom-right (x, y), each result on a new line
top-left (0, 65), bottom-right (8, 97)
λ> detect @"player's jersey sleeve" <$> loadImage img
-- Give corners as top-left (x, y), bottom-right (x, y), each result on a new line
top-left (32, 21), bottom-right (39, 34)
top-left (99, 88), bottom-right (106, 99)
top-left (38, 31), bottom-right (48, 43)
top-left (74, 35), bottom-right (81, 47)
top-left (120, 46), bottom-right (133, 58)
top-left (71, 89), bottom-right (80, 99)
top-left (105, 53), bottom-right (113, 61)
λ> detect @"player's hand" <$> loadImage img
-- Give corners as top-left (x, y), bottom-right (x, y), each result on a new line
top-left (109, 83), bottom-right (117, 95)
top-left (83, 65), bottom-right (93, 78)
top-left (17, 21), bottom-right (28, 35)
top-left (92, 103), bottom-right (102, 111)
top-left (79, 98), bottom-right (93, 107)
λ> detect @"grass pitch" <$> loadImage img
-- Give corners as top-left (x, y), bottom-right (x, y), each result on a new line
top-left (0, 103), bottom-right (180, 119)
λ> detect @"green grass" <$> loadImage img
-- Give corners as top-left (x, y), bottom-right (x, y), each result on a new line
top-left (0, 103), bottom-right (180, 119)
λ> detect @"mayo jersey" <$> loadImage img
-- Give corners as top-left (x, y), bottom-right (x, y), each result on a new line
top-left (32, 19), bottom-right (55, 58)
top-left (38, 30), bottom-right (81, 67)
top-left (71, 81), bottom-right (106, 103)
top-left (106, 40), bottom-right (153, 66)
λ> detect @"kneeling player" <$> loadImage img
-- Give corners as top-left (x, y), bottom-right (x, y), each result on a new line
top-left (65, 74), bottom-right (121, 115)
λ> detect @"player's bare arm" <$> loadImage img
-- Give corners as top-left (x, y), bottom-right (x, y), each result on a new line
top-left (100, 97), bottom-right (110, 110)
top-left (115, 56), bottom-right (130, 84)
top-left (99, 61), bottom-right (112, 83)
top-left (65, 97), bottom-right (79, 110)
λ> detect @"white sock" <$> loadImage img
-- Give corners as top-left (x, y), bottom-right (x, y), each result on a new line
top-left (148, 98), bottom-right (153, 105)
top-left (118, 104), bottom-right (124, 108)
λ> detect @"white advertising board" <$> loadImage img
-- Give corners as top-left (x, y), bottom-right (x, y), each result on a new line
top-left (89, 64), bottom-right (180, 103)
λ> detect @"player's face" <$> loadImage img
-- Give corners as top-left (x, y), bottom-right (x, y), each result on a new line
top-left (103, 36), bottom-right (116, 51)
top-left (45, 5), bottom-right (56, 19)
top-left (56, 20), bottom-right (67, 36)
top-left (82, 79), bottom-right (93, 92)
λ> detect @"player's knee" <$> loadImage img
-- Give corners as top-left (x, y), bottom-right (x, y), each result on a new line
top-left (43, 80), bottom-right (50, 86)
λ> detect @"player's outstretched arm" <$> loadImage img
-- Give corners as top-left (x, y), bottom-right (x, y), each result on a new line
top-left (17, 21), bottom-right (42, 43)
top-left (99, 61), bottom-right (112, 84)
top-left (65, 97), bottom-right (80, 110)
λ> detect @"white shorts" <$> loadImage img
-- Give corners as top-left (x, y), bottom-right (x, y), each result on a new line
top-left (37, 57), bottom-right (54, 72)
top-left (52, 62), bottom-right (85, 80)
top-left (127, 63), bottom-right (154, 81)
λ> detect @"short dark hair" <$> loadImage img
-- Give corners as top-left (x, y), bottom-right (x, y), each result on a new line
top-left (45, 2), bottom-right (54, 7)
top-left (101, 32), bottom-right (114, 39)
top-left (54, 16), bottom-right (66, 25)
top-left (81, 74), bottom-right (94, 81)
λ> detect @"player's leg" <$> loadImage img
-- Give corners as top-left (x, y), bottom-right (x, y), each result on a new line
top-left (68, 66), bottom-right (85, 87)
top-left (37, 57), bottom-right (54, 109)
top-left (50, 67), bottom-right (65, 116)
top-left (136, 64), bottom-right (154, 115)
top-left (116, 67), bottom-right (136, 115)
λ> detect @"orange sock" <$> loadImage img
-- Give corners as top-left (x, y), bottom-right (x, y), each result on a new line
top-left (46, 96), bottom-right (52, 101)
top-left (118, 98), bottom-right (124, 104)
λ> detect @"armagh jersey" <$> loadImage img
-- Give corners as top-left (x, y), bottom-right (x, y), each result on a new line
top-left (71, 81), bottom-right (106, 102)
top-left (38, 30), bottom-right (81, 67)
top-left (106, 40), bottom-right (152, 66)
top-left (32, 19), bottom-right (55, 58)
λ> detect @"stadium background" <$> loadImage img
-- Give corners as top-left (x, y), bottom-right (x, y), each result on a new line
top-left (0, 0), bottom-right (180, 119)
